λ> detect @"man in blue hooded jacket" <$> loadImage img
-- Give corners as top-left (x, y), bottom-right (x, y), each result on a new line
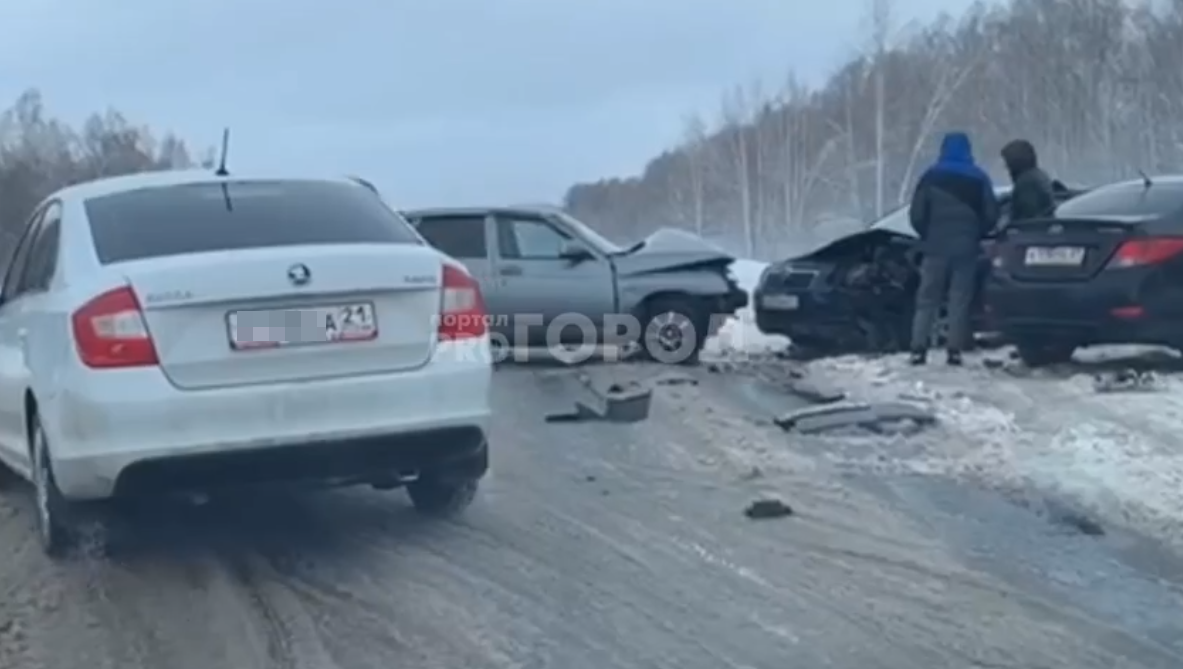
top-left (907, 131), bottom-right (999, 366)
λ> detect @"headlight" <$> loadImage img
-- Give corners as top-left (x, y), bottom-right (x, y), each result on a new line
top-left (759, 263), bottom-right (786, 284)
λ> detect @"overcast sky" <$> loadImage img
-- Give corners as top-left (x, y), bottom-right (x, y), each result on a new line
top-left (0, 0), bottom-right (976, 207)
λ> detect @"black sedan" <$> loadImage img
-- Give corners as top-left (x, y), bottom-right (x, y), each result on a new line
top-left (986, 175), bottom-right (1183, 366)
top-left (754, 183), bottom-right (1083, 358)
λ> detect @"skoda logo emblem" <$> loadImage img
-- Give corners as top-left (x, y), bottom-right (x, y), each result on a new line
top-left (287, 263), bottom-right (311, 286)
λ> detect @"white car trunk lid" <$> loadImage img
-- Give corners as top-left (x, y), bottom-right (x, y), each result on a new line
top-left (123, 244), bottom-right (443, 389)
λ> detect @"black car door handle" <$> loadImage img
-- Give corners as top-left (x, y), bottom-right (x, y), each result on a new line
top-left (499, 266), bottom-right (523, 276)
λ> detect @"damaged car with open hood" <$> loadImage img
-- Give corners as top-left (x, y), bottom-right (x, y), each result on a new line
top-left (753, 182), bottom-right (1086, 358)
top-left (404, 205), bottom-right (748, 363)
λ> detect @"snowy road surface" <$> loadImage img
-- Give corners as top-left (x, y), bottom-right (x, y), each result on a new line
top-left (1, 361), bottom-right (1182, 668)
top-left (807, 347), bottom-right (1183, 550)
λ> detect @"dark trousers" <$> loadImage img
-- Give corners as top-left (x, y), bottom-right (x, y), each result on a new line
top-left (910, 254), bottom-right (977, 352)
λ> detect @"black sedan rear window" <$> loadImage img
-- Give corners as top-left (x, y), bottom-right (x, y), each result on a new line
top-left (85, 179), bottom-right (421, 265)
top-left (1054, 180), bottom-right (1183, 219)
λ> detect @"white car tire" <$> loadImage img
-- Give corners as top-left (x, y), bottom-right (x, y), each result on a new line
top-left (31, 416), bottom-right (72, 558)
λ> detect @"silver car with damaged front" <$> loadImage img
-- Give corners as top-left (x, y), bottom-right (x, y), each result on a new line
top-left (405, 205), bottom-right (749, 363)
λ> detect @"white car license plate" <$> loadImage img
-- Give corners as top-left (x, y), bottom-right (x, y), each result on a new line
top-left (228, 303), bottom-right (377, 350)
top-left (1024, 246), bottom-right (1085, 266)
top-left (762, 294), bottom-right (799, 310)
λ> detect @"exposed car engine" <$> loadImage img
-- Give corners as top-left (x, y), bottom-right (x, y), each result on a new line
top-left (835, 244), bottom-right (915, 294)
top-left (831, 243), bottom-right (918, 352)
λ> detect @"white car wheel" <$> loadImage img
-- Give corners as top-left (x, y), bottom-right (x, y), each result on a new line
top-left (31, 418), bottom-right (71, 558)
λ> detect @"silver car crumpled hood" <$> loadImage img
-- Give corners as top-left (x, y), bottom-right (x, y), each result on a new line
top-left (612, 228), bottom-right (736, 275)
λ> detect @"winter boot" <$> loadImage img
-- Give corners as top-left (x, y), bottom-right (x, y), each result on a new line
top-left (946, 350), bottom-right (963, 366)
top-left (909, 350), bottom-right (927, 366)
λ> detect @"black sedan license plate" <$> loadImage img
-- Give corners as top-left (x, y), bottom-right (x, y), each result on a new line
top-left (1024, 246), bottom-right (1085, 266)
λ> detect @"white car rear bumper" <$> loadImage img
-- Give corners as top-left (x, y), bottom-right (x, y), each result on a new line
top-left (42, 339), bottom-right (492, 500)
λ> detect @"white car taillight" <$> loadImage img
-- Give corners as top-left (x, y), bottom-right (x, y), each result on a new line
top-left (71, 286), bottom-right (160, 368)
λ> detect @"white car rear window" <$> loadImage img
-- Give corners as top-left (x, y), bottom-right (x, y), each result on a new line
top-left (84, 179), bottom-right (420, 265)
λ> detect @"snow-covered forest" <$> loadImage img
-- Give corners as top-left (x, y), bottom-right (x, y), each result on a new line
top-left (563, 0), bottom-right (1183, 259)
top-left (0, 90), bottom-right (201, 259)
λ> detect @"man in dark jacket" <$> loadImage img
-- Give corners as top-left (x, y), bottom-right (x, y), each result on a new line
top-left (1001, 139), bottom-right (1055, 221)
top-left (908, 131), bottom-right (999, 366)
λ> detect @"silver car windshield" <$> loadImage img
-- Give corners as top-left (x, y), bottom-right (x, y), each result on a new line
top-left (556, 212), bottom-right (624, 254)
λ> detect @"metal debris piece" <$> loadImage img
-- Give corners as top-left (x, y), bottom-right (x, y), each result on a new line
top-left (999, 363), bottom-right (1033, 378)
top-left (545, 403), bottom-right (600, 423)
top-left (744, 498), bottom-right (794, 520)
top-left (1055, 511), bottom-right (1105, 536)
top-left (545, 379), bottom-right (653, 424)
top-left (596, 382), bottom-right (653, 422)
top-left (774, 401), bottom-right (936, 435)
top-left (654, 373), bottom-right (699, 387)
top-left (863, 417), bottom-right (927, 436)
top-left (783, 378), bottom-right (846, 404)
top-left (775, 400), bottom-right (865, 421)
top-left (1092, 369), bottom-right (1160, 393)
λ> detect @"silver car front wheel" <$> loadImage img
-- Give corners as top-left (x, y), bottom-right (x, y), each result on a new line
top-left (640, 298), bottom-right (705, 365)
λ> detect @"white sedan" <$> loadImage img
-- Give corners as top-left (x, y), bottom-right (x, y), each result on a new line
top-left (0, 169), bottom-right (493, 557)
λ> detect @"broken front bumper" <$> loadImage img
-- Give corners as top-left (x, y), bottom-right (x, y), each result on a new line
top-left (723, 286), bottom-right (749, 312)
top-left (705, 286), bottom-right (751, 337)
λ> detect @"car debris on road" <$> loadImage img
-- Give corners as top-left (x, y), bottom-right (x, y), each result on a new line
top-left (743, 498), bottom-right (794, 520)
top-left (782, 377), bottom-right (846, 404)
top-left (545, 378), bottom-right (653, 424)
top-left (654, 373), bottom-right (699, 387)
top-left (1092, 369), bottom-right (1160, 393)
top-left (774, 401), bottom-right (937, 435)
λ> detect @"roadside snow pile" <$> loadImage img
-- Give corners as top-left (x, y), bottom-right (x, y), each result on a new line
top-left (805, 350), bottom-right (1183, 546)
top-left (703, 259), bottom-right (789, 357)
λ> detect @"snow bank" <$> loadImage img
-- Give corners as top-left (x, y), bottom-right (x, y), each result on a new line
top-left (806, 350), bottom-right (1183, 545)
top-left (703, 259), bottom-right (790, 357)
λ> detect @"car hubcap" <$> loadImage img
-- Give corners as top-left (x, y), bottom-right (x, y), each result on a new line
top-left (645, 311), bottom-right (697, 362)
top-left (650, 312), bottom-right (690, 351)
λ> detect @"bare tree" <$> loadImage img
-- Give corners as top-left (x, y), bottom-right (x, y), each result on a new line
top-left (867, 0), bottom-right (894, 218)
top-left (894, 27), bottom-right (984, 204)
top-left (564, 0), bottom-right (1183, 259)
top-left (0, 89), bottom-right (199, 257)
top-left (678, 113), bottom-right (711, 236)
top-left (719, 86), bottom-right (758, 256)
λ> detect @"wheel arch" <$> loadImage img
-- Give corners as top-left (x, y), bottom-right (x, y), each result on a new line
top-left (633, 290), bottom-right (700, 320)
